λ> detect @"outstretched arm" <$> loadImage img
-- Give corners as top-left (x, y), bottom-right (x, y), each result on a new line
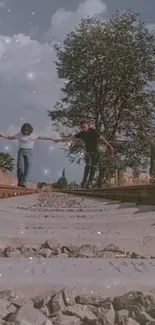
top-left (52, 136), bottom-right (75, 144)
top-left (0, 134), bottom-right (17, 140)
top-left (38, 136), bottom-right (58, 141)
top-left (100, 136), bottom-right (114, 151)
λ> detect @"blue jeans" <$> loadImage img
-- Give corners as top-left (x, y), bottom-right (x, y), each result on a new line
top-left (17, 148), bottom-right (32, 184)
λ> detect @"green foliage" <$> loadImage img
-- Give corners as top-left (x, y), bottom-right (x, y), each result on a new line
top-left (0, 152), bottom-right (14, 173)
top-left (54, 168), bottom-right (68, 189)
top-left (49, 10), bottom-right (155, 176)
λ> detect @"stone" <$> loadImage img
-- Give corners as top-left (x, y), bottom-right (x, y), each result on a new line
top-left (52, 315), bottom-right (82, 325)
top-left (146, 303), bottom-right (155, 318)
top-left (0, 298), bottom-right (10, 318)
top-left (40, 306), bottom-right (49, 317)
top-left (135, 311), bottom-right (154, 325)
top-left (3, 246), bottom-right (22, 258)
top-left (15, 321), bottom-right (33, 325)
top-left (49, 291), bottom-right (65, 313)
top-left (42, 320), bottom-right (53, 325)
top-left (12, 297), bottom-right (33, 308)
top-left (115, 309), bottom-right (129, 325)
top-left (33, 291), bottom-right (56, 309)
top-left (126, 318), bottom-right (140, 325)
top-left (64, 304), bottom-right (97, 323)
top-left (113, 292), bottom-right (152, 311)
top-left (98, 303), bottom-right (115, 325)
top-left (75, 294), bottom-right (105, 306)
top-left (62, 288), bottom-right (75, 306)
top-left (39, 249), bottom-right (52, 258)
top-left (14, 303), bottom-right (47, 325)
top-left (41, 239), bottom-right (60, 251)
top-left (0, 290), bottom-right (15, 300)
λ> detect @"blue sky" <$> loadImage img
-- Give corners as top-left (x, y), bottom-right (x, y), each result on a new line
top-left (0, 0), bottom-right (154, 183)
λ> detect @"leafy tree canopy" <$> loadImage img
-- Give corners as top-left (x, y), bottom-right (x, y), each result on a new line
top-left (49, 10), bottom-right (155, 174)
top-left (0, 152), bottom-right (14, 173)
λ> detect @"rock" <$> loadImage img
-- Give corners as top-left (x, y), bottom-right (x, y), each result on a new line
top-left (52, 315), bottom-right (82, 325)
top-left (146, 303), bottom-right (155, 318)
top-left (15, 321), bottom-right (33, 325)
top-left (62, 288), bottom-right (75, 306)
top-left (113, 292), bottom-right (152, 311)
top-left (41, 239), bottom-right (60, 251)
top-left (0, 298), bottom-right (10, 318)
top-left (3, 246), bottom-right (22, 258)
top-left (12, 297), bottom-right (33, 308)
top-left (98, 303), bottom-right (115, 325)
top-left (87, 304), bottom-right (99, 316)
top-left (49, 291), bottom-right (65, 313)
top-left (75, 294), bottom-right (105, 306)
top-left (115, 309), bottom-right (129, 325)
top-left (39, 249), bottom-right (52, 258)
top-left (0, 290), bottom-right (15, 300)
top-left (40, 306), bottom-right (49, 317)
top-left (33, 290), bottom-right (56, 309)
top-left (126, 318), bottom-right (140, 325)
top-left (41, 320), bottom-right (53, 325)
top-left (74, 244), bottom-right (97, 258)
top-left (64, 304), bottom-right (97, 323)
top-left (14, 303), bottom-right (47, 325)
top-left (135, 311), bottom-right (154, 325)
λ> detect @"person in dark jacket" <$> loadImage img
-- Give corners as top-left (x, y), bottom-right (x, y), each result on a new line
top-left (54, 120), bottom-right (114, 188)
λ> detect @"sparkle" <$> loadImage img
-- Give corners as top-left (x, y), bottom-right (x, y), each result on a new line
top-left (5, 38), bottom-right (11, 44)
top-left (32, 12), bottom-right (35, 15)
top-left (0, 2), bottom-right (4, 7)
top-left (20, 117), bottom-right (23, 121)
top-left (26, 71), bottom-right (35, 80)
top-left (33, 90), bottom-right (36, 94)
top-left (97, 231), bottom-right (101, 234)
top-left (48, 145), bottom-right (53, 153)
top-left (8, 9), bottom-right (10, 12)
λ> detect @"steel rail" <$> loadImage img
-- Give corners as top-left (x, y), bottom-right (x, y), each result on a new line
top-left (0, 185), bottom-right (38, 199)
top-left (60, 184), bottom-right (155, 205)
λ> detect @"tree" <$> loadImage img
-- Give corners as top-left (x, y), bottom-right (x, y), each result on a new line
top-left (0, 152), bottom-right (14, 173)
top-left (49, 11), bottom-right (155, 183)
top-left (56, 168), bottom-right (68, 189)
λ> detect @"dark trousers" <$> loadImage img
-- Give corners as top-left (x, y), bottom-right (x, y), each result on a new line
top-left (17, 148), bottom-right (32, 185)
top-left (81, 151), bottom-right (99, 185)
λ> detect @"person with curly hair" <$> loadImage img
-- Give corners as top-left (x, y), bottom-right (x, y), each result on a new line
top-left (0, 123), bottom-right (55, 188)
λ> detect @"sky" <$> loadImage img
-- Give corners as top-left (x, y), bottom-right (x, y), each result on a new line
top-left (0, 0), bottom-right (154, 183)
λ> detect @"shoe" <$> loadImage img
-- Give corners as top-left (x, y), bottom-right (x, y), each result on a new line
top-left (20, 182), bottom-right (27, 188)
top-left (81, 182), bottom-right (87, 188)
top-left (86, 183), bottom-right (93, 189)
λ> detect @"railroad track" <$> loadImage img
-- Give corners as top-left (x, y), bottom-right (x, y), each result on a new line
top-left (0, 185), bottom-right (38, 199)
top-left (60, 184), bottom-right (155, 205)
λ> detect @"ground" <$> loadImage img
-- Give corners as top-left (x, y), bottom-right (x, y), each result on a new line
top-left (0, 192), bottom-right (155, 324)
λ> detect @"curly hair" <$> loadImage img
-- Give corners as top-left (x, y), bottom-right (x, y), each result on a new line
top-left (79, 119), bottom-right (88, 126)
top-left (21, 123), bottom-right (33, 135)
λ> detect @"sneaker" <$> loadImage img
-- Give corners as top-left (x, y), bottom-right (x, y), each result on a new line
top-left (20, 182), bottom-right (27, 188)
top-left (81, 182), bottom-right (87, 188)
top-left (86, 183), bottom-right (93, 189)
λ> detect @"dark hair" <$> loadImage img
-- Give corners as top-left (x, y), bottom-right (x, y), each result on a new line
top-left (21, 123), bottom-right (33, 135)
top-left (79, 119), bottom-right (88, 126)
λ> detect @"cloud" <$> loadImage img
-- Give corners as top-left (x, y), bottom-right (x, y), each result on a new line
top-left (0, 0), bottom-right (107, 182)
top-left (147, 23), bottom-right (155, 32)
top-left (45, 0), bottom-right (107, 41)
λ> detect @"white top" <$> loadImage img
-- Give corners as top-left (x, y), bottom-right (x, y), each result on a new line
top-left (14, 132), bottom-right (39, 149)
